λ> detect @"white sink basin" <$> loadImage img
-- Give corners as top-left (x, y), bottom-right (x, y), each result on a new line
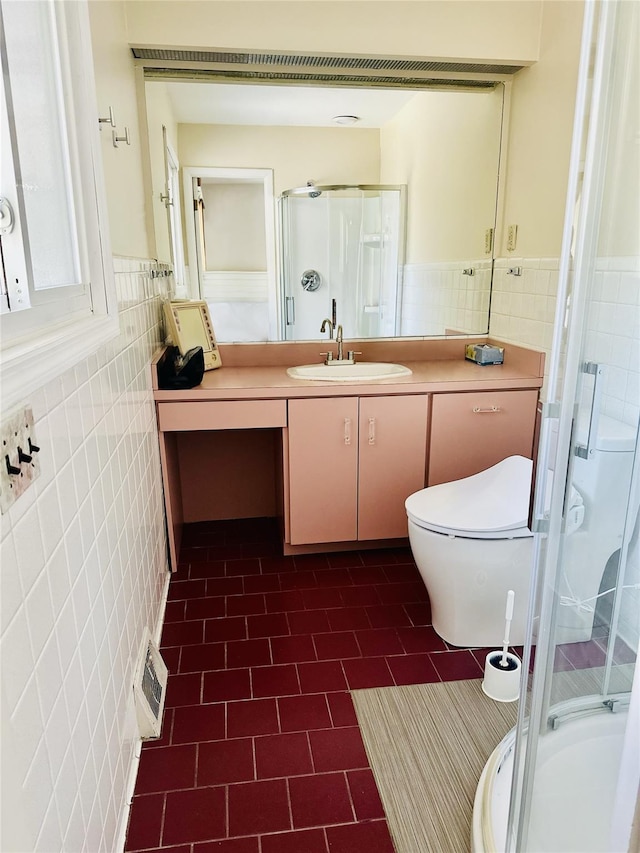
top-left (287, 362), bottom-right (412, 381)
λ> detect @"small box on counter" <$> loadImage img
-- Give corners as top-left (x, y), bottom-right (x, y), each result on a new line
top-left (465, 344), bottom-right (505, 365)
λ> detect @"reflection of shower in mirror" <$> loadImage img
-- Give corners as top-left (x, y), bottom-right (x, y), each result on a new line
top-left (279, 184), bottom-right (405, 341)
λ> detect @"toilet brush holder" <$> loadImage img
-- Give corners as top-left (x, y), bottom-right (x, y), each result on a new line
top-left (481, 651), bottom-right (522, 702)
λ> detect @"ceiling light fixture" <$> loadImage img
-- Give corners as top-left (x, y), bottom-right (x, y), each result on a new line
top-left (332, 115), bottom-right (360, 126)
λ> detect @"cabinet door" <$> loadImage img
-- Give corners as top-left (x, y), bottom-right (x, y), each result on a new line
top-left (428, 389), bottom-right (539, 486)
top-left (288, 397), bottom-right (358, 545)
top-left (358, 395), bottom-right (428, 540)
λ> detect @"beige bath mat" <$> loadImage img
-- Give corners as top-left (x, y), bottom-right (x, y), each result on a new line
top-left (353, 679), bottom-right (518, 853)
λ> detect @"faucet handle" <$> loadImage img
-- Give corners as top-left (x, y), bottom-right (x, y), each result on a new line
top-left (347, 350), bottom-right (362, 363)
top-left (319, 351), bottom-right (334, 363)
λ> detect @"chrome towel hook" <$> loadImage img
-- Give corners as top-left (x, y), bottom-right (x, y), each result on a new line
top-left (112, 127), bottom-right (131, 148)
top-left (98, 106), bottom-right (116, 128)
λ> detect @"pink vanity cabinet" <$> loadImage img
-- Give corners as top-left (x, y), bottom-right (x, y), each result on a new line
top-left (151, 340), bottom-right (545, 569)
top-left (286, 394), bottom-right (428, 545)
top-left (427, 389), bottom-right (539, 486)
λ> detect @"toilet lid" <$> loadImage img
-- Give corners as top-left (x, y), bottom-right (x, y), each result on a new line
top-left (405, 455), bottom-right (534, 538)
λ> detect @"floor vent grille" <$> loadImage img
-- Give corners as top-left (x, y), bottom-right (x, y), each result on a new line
top-left (134, 631), bottom-right (168, 740)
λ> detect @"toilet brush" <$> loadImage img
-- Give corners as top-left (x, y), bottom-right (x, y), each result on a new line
top-left (481, 589), bottom-right (522, 702)
top-left (500, 590), bottom-right (515, 667)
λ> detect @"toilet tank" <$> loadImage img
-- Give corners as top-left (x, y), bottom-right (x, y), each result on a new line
top-left (556, 415), bottom-right (636, 643)
top-left (571, 414), bottom-right (636, 526)
top-left (556, 414), bottom-right (637, 642)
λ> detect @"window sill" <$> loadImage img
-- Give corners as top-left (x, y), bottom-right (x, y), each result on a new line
top-left (0, 314), bottom-right (119, 412)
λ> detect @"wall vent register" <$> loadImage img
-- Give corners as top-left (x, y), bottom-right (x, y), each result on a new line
top-left (134, 631), bottom-right (168, 739)
top-left (132, 47), bottom-right (525, 89)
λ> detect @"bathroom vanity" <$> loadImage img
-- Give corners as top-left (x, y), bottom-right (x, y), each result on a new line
top-left (152, 339), bottom-right (544, 570)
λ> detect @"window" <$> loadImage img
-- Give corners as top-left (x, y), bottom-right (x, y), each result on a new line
top-left (0, 0), bottom-right (116, 409)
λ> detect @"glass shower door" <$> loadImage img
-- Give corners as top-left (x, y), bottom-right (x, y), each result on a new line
top-left (279, 186), bottom-right (404, 341)
top-left (280, 192), bottom-right (332, 340)
top-left (507, 1), bottom-right (639, 850)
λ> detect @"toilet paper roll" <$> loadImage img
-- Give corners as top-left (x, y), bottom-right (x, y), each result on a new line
top-left (481, 651), bottom-right (521, 702)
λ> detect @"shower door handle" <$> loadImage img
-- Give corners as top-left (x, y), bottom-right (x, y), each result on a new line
top-left (575, 361), bottom-right (605, 459)
top-left (285, 297), bottom-right (295, 325)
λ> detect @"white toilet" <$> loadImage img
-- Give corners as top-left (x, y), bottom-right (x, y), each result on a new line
top-left (405, 455), bottom-right (536, 648)
top-left (406, 413), bottom-right (637, 649)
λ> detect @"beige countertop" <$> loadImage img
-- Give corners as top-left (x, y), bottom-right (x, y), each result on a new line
top-left (152, 349), bottom-right (544, 403)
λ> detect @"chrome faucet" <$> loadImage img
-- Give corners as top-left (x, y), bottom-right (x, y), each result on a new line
top-left (332, 326), bottom-right (361, 364)
top-left (320, 317), bottom-right (361, 365)
top-left (335, 324), bottom-right (344, 361)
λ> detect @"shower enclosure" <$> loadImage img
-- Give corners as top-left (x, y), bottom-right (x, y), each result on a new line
top-left (473, 1), bottom-right (639, 850)
top-left (278, 184), bottom-right (405, 340)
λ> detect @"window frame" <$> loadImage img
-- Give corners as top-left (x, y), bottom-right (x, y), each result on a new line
top-left (0, 0), bottom-right (117, 412)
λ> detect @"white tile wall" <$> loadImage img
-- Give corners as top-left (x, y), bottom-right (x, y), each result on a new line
top-left (400, 260), bottom-right (492, 336)
top-left (490, 255), bottom-right (640, 427)
top-left (0, 258), bottom-right (171, 852)
top-left (489, 257), bottom-right (559, 375)
top-left (587, 258), bottom-right (640, 428)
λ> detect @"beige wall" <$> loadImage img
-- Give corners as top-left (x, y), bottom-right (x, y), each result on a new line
top-left (89, 0), bottom-right (150, 258)
top-left (498, 0), bottom-right (584, 258)
top-left (178, 124), bottom-right (381, 195)
top-left (380, 87), bottom-right (504, 263)
top-left (124, 0), bottom-right (542, 64)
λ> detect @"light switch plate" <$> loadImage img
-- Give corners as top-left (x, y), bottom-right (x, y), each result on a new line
top-left (0, 406), bottom-right (40, 514)
top-left (484, 228), bottom-right (494, 254)
top-left (507, 224), bottom-right (518, 252)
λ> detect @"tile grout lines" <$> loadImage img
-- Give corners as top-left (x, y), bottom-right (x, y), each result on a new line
top-left (125, 517), bottom-right (613, 853)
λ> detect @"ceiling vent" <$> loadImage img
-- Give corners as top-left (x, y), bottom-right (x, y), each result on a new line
top-left (131, 46), bottom-right (524, 90)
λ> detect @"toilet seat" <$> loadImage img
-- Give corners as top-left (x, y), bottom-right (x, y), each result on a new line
top-left (406, 455), bottom-right (534, 540)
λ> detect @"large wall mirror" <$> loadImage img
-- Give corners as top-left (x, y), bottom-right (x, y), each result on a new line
top-left (144, 76), bottom-right (507, 343)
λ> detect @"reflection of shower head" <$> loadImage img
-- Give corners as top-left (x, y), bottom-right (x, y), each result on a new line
top-left (283, 182), bottom-right (381, 200)
top-left (282, 182), bottom-right (323, 199)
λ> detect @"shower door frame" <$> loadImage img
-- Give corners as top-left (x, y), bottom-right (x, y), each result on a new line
top-left (505, 1), bottom-right (640, 849)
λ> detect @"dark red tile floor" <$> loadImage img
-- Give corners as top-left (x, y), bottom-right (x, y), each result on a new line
top-left (124, 517), bottom-right (615, 852)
